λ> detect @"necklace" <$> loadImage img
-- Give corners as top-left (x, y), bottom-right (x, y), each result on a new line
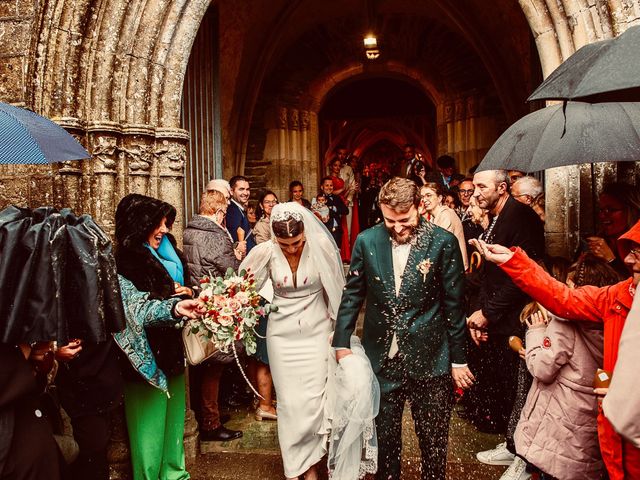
top-left (480, 214), bottom-right (499, 243)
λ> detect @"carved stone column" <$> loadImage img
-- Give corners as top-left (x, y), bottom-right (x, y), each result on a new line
top-left (122, 125), bottom-right (155, 197)
top-left (454, 98), bottom-right (466, 156)
top-left (545, 165), bottom-right (581, 257)
top-left (54, 117), bottom-right (86, 213)
top-left (155, 128), bottom-right (189, 240)
top-left (300, 110), bottom-right (309, 163)
top-left (87, 122), bottom-right (121, 235)
top-left (299, 110), bottom-right (313, 199)
top-left (277, 106), bottom-right (288, 160)
top-left (465, 96), bottom-right (479, 171)
top-left (288, 108), bottom-right (300, 164)
top-left (444, 102), bottom-right (455, 156)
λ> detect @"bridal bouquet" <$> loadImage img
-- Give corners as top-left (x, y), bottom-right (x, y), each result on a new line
top-left (189, 268), bottom-right (276, 356)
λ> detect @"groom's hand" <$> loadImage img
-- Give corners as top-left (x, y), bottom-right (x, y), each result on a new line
top-left (452, 366), bottom-right (475, 390)
top-left (335, 349), bottom-right (353, 363)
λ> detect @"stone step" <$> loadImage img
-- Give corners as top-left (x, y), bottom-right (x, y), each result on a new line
top-left (187, 405), bottom-right (506, 479)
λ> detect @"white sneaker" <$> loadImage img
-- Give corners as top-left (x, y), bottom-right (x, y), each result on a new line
top-left (476, 442), bottom-right (516, 465)
top-left (499, 457), bottom-right (530, 480)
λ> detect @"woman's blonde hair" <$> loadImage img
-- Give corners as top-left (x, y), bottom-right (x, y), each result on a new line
top-left (199, 190), bottom-right (227, 215)
top-left (520, 302), bottom-right (549, 324)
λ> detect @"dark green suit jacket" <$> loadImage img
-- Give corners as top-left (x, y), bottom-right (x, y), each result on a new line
top-left (332, 219), bottom-right (467, 379)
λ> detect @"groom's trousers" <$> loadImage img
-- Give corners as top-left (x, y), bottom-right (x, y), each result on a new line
top-left (375, 355), bottom-right (453, 480)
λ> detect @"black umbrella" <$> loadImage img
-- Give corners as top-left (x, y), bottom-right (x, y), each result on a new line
top-left (476, 101), bottom-right (640, 173)
top-left (0, 206), bottom-right (126, 344)
top-left (528, 25), bottom-right (640, 102)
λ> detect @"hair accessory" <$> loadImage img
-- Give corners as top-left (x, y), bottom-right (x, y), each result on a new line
top-left (271, 210), bottom-right (303, 223)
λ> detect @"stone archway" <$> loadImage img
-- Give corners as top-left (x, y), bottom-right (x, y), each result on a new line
top-left (246, 64), bottom-right (443, 202)
top-left (28, 0), bottom-right (213, 234)
top-left (237, 1), bottom-right (640, 255)
top-left (3, 0), bottom-right (638, 251)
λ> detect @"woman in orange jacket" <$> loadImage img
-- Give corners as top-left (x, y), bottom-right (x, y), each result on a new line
top-left (469, 219), bottom-right (640, 480)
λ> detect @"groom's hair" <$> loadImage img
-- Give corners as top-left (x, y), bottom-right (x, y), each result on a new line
top-left (378, 177), bottom-right (420, 211)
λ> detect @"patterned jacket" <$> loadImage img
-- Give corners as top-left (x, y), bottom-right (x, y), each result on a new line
top-left (113, 275), bottom-right (180, 393)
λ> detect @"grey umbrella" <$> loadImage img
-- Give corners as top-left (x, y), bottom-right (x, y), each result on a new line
top-left (476, 101), bottom-right (640, 173)
top-left (0, 102), bottom-right (89, 165)
top-left (528, 25), bottom-right (640, 102)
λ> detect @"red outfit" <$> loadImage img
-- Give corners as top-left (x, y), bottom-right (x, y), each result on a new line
top-left (499, 220), bottom-right (640, 480)
top-left (330, 175), bottom-right (360, 261)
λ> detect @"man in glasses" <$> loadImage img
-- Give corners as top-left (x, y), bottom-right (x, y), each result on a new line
top-left (457, 178), bottom-right (475, 216)
top-left (510, 176), bottom-right (543, 207)
top-left (456, 178), bottom-right (485, 266)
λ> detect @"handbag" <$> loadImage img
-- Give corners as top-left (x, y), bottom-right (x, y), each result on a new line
top-left (182, 322), bottom-right (245, 365)
top-left (182, 323), bottom-right (218, 366)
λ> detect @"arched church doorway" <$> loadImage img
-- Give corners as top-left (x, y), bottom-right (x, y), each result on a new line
top-left (319, 76), bottom-right (436, 177)
top-left (243, 6), bottom-right (531, 203)
top-left (11, 0), bottom-right (639, 254)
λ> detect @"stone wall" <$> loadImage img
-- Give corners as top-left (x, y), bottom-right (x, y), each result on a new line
top-left (436, 95), bottom-right (506, 177)
top-left (0, 0), bottom-right (32, 104)
top-left (0, 0), bottom-right (46, 208)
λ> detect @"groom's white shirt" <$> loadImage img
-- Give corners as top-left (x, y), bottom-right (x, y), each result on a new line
top-left (389, 240), bottom-right (467, 367)
top-left (388, 242), bottom-right (411, 358)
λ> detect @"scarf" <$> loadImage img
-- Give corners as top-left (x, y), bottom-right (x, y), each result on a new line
top-left (145, 235), bottom-right (184, 285)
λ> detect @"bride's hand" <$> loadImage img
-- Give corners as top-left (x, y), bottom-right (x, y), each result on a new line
top-left (335, 349), bottom-right (353, 363)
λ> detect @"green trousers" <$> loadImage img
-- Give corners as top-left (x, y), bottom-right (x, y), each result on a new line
top-left (124, 373), bottom-right (190, 480)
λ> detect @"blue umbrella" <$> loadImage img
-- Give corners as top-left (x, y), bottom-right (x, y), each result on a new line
top-left (0, 102), bottom-right (90, 165)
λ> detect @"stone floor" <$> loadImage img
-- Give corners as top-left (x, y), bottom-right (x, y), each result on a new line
top-left (187, 404), bottom-right (506, 479)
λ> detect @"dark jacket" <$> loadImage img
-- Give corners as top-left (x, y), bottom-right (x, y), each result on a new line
top-left (115, 193), bottom-right (189, 378)
top-left (55, 341), bottom-right (123, 417)
top-left (182, 215), bottom-right (240, 285)
top-left (333, 220), bottom-right (467, 378)
top-left (480, 196), bottom-right (545, 337)
top-left (324, 193), bottom-right (348, 232)
top-left (226, 200), bottom-right (256, 253)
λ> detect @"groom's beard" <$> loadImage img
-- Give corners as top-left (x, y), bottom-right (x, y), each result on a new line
top-left (387, 215), bottom-right (420, 245)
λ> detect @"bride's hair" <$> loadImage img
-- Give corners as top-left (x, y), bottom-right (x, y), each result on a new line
top-left (272, 215), bottom-right (304, 238)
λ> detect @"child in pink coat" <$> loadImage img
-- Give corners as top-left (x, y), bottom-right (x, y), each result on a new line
top-left (515, 255), bottom-right (620, 480)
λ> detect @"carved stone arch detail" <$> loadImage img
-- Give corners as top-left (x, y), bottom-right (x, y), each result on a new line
top-left (31, 0), bottom-right (212, 127)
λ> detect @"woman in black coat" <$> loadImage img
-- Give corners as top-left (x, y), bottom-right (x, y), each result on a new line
top-left (114, 193), bottom-right (192, 480)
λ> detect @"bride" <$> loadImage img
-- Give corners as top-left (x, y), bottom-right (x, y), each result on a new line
top-left (240, 202), bottom-right (377, 480)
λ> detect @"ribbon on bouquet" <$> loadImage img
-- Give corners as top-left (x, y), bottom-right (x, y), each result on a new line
top-left (231, 341), bottom-right (265, 401)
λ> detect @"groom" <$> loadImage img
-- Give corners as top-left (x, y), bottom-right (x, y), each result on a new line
top-left (333, 177), bottom-right (473, 480)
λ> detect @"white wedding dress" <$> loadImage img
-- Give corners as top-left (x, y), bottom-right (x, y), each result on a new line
top-left (240, 203), bottom-right (377, 479)
top-left (267, 240), bottom-right (332, 477)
